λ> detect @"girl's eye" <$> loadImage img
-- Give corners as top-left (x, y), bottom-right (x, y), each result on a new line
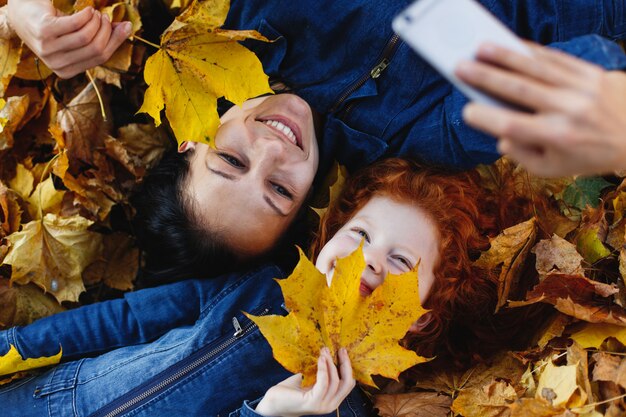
top-left (352, 228), bottom-right (370, 243)
top-left (219, 153), bottom-right (244, 168)
top-left (271, 183), bottom-right (293, 200)
top-left (394, 256), bottom-right (412, 269)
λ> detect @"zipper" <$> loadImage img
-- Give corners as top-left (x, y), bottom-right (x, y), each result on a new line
top-left (328, 34), bottom-right (400, 114)
top-left (89, 308), bottom-right (270, 417)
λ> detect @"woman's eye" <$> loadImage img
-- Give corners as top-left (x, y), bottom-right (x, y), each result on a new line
top-left (219, 153), bottom-right (244, 168)
top-left (271, 183), bottom-right (293, 199)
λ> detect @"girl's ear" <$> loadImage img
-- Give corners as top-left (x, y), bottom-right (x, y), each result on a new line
top-left (408, 312), bottom-right (433, 334)
top-left (178, 141), bottom-right (196, 153)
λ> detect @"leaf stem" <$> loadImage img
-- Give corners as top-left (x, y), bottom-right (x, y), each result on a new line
top-left (86, 70), bottom-right (107, 121)
top-left (570, 392), bottom-right (626, 412)
top-left (132, 35), bottom-right (161, 49)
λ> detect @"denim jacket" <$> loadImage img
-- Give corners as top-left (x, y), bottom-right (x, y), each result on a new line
top-left (224, 0), bottom-right (626, 172)
top-left (0, 265), bottom-right (376, 417)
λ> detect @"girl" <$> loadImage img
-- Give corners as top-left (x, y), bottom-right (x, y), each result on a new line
top-left (6, 0), bottom-right (626, 280)
top-left (0, 158), bottom-right (501, 416)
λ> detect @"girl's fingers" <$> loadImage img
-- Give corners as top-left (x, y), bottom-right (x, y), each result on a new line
top-left (456, 60), bottom-right (564, 112)
top-left (310, 349), bottom-right (330, 400)
top-left (44, 7), bottom-right (95, 37)
top-left (48, 10), bottom-right (103, 53)
top-left (336, 348), bottom-right (356, 398)
top-left (324, 349), bottom-right (340, 397)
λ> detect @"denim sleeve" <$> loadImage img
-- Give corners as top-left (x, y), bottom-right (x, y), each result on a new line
top-left (229, 399), bottom-right (272, 417)
top-left (0, 279), bottom-right (208, 361)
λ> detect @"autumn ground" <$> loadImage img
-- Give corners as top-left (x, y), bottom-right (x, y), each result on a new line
top-left (0, 1), bottom-right (625, 416)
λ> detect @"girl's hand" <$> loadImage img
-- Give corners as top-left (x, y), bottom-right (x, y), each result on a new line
top-left (255, 347), bottom-right (356, 417)
top-left (7, 0), bottom-right (132, 79)
top-left (456, 42), bottom-right (626, 177)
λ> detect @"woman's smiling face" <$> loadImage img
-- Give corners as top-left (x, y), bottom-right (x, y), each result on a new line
top-left (184, 94), bottom-right (320, 257)
top-left (315, 195), bottom-right (440, 303)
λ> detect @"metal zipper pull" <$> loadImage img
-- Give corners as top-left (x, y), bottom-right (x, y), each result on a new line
top-left (370, 58), bottom-right (390, 79)
top-left (232, 317), bottom-right (244, 338)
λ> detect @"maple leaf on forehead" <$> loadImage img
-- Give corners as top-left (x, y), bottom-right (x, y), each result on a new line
top-left (247, 246), bottom-right (428, 388)
top-left (138, 0), bottom-right (272, 148)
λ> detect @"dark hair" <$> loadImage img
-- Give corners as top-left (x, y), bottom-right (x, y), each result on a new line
top-left (131, 150), bottom-right (241, 285)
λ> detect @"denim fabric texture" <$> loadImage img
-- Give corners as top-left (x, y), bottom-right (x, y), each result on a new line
top-left (0, 265), bottom-right (377, 416)
top-left (224, 0), bottom-right (626, 173)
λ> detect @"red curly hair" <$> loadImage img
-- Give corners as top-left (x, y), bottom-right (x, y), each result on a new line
top-left (310, 158), bottom-right (499, 360)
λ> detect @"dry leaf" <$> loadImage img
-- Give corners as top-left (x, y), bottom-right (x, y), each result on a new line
top-left (532, 235), bottom-right (584, 277)
top-left (138, 0), bottom-right (272, 148)
top-left (312, 162), bottom-right (348, 219)
top-left (535, 361), bottom-right (580, 407)
top-left (591, 352), bottom-right (626, 389)
top-left (535, 313), bottom-right (573, 349)
top-left (26, 176), bottom-right (65, 220)
top-left (0, 344), bottom-right (62, 377)
top-left (575, 206), bottom-right (611, 264)
top-left (0, 95), bottom-right (29, 150)
top-left (474, 218), bottom-right (537, 311)
top-left (451, 380), bottom-right (518, 417)
top-left (247, 246), bottom-right (427, 387)
top-left (82, 232), bottom-right (138, 290)
top-left (0, 182), bottom-right (21, 238)
top-left (569, 323), bottom-right (626, 349)
top-left (0, 279), bottom-right (64, 328)
top-left (14, 47), bottom-right (53, 81)
top-left (3, 213), bottom-right (103, 303)
top-left (374, 392), bottom-right (452, 417)
top-left (0, 27), bottom-right (20, 97)
top-left (509, 397), bottom-right (566, 417)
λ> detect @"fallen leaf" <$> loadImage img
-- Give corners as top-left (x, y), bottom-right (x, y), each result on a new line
top-left (247, 246), bottom-right (427, 387)
top-left (566, 342), bottom-right (592, 407)
top-left (591, 352), bottom-right (626, 389)
top-left (82, 232), bottom-right (138, 290)
top-left (509, 397), bottom-right (566, 417)
top-left (569, 323), bottom-right (626, 349)
top-left (0, 344), bottom-right (62, 377)
top-left (575, 206), bottom-right (611, 264)
top-left (374, 392), bottom-right (451, 417)
top-left (0, 279), bottom-right (64, 328)
top-left (8, 163), bottom-right (34, 200)
top-left (474, 218), bottom-right (537, 312)
top-left (3, 213), bottom-right (103, 303)
top-left (0, 182), bottom-right (21, 238)
top-left (312, 162), bottom-right (347, 219)
top-left (535, 361), bottom-right (579, 407)
top-left (138, 0), bottom-right (272, 148)
top-left (559, 177), bottom-right (613, 212)
top-left (532, 235), bottom-right (584, 277)
top-left (535, 313), bottom-right (573, 349)
top-left (509, 274), bottom-right (625, 325)
top-left (0, 95), bottom-right (29, 151)
top-left (451, 380), bottom-right (518, 417)
top-left (0, 30), bottom-right (20, 97)
top-left (56, 82), bottom-right (111, 164)
top-left (14, 46), bottom-right (53, 81)
top-left (26, 176), bottom-right (65, 220)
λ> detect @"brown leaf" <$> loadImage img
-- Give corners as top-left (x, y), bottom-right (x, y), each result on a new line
top-left (451, 380), bottom-right (518, 417)
top-left (374, 392), bottom-right (451, 417)
top-left (82, 232), bottom-right (138, 291)
top-left (0, 181), bottom-right (21, 238)
top-left (591, 352), bottom-right (626, 389)
top-left (0, 23), bottom-right (20, 96)
top-left (532, 235), bottom-right (584, 277)
top-left (566, 342), bottom-right (593, 405)
top-left (3, 213), bottom-right (103, 303)
top-left (0, 279), bottom-right (64, 328)
top-left (56, 82), bottom-right (111, 164)
top-left (475, 218), bottom-right (537, 311)
top-left (509, 274), bottom-right (625, 325)
top-left (535, 313), bottom-right (573, 349)
top-left (14, 47), bottom-right (53, 81)
top-left (575, 206), bottom-right (611, 264)
top-left (509, 397), bottom-right (566, 417)
top-left (113, 123), bottom-right (171, 171)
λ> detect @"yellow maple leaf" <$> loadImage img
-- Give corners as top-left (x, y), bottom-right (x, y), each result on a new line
top-left (0, 344), bottom-right (62, 377)
top-left (0, 23), bottom-right (21, 97)
top-left (569, 322), bottom-right (626, 349)
top-left (2, 213), bottom-right (103, 303)
top-left (247, 246), bottom-right (428, 388)
top-left (138, 0), bottom-right (272, 148)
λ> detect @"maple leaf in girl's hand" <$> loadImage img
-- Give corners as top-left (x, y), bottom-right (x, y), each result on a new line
top-left (246, 246), bottom-right (428, 388)
top-left (138, 0), bottom-right (272, 148)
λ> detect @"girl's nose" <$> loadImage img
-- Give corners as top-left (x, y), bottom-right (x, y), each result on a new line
top-left (363, 247), bottom-right (385, 277)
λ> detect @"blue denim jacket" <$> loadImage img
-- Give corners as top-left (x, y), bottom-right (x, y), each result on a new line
top-left (0, 265), bottom-right (376, 417)
top-left (224, 0), bottom-right (626, 172)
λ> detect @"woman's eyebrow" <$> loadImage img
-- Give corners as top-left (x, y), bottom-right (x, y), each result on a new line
top-left (207, 166), bottom-right (238, 181)
top-left (264, 195), bottom-right (288, 217)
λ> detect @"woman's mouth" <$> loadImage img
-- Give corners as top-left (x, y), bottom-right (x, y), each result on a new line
top-left (258, 116), bottom-right (303, 150)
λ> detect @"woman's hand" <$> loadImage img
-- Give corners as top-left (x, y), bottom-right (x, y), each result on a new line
top-left (7, 0), bottom-right (132, 79)
top-left (456, 42), bottom-right (626, 177)
top-left (255, 348), bottom-right (356, 417)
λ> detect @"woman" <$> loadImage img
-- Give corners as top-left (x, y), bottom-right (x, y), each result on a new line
top-left (0, 158), bottom-right (502, 416)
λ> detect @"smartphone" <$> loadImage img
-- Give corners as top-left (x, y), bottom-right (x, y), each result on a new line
top-left (392, 0), bottom-right (532, 107)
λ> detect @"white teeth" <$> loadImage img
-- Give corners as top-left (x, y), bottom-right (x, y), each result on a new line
top-left (264, 120), bottom-right (297, 145)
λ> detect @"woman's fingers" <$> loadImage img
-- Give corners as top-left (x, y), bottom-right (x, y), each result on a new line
top-left (42, 6), bottom-right (95, 38)
top-left (50, 10), bottom-right (104, 53)
top-left (527, 41), bottom-right (604, 81)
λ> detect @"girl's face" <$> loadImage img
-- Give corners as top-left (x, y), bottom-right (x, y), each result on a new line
top-left (315, 196), bottom-right (440, 303)
top-left (184, 94), bottom-right (319, 256)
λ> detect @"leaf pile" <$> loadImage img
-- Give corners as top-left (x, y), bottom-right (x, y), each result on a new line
top-left (0, 0), bottom-right (270, 325)
top-left (375, 159), bottom-right (626, 417)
